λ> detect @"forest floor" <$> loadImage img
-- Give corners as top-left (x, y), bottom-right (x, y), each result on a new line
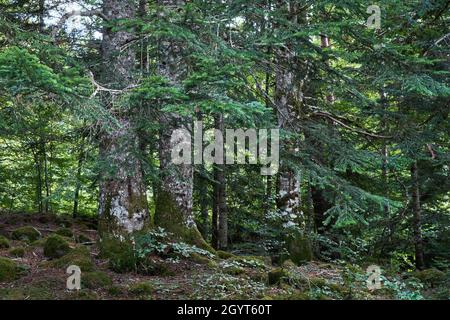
top-left (0, 213), bottom-right (448, 300)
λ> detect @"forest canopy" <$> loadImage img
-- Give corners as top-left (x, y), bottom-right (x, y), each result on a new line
top-left (0, 0), bottom-right (448, 301)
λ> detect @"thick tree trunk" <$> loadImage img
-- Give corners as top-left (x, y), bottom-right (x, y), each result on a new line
top-left (411, 161), bottom-right (425, 270)
top-left (98, 0), bottom-right (149, 235)
top-left (154, 0), bottom-right (209, 250)
top-left (274, 1), bottom-right (303, 219)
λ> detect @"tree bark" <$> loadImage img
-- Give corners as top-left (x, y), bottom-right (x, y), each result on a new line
top-left (411, 161), bottom-right (425, 270)
top-left (98, 0), bottom-right (149, 235)
top-left (154, 0), bottom-right (209, 250)
top-left (215, 114), bottom-right (228, 250)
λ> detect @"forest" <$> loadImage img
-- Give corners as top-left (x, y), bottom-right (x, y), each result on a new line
top-left (0, 0), bottom-right (449, 301)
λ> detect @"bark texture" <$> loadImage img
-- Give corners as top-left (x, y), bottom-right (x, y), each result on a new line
top-left (154, 0), bottom-right (210, 250)
top-left (98, 0), bottom-right (149, 235)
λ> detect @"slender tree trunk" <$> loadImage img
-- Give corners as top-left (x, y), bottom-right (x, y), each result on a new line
top-left (73, 138), bottom-right (85, 217)
top-left (154, 0), bottom-right (209, 250)
top-left (215, 114), bottom-right (228, 250)
top-left (43, 140), bottom-right (50, 213)
top-left (34, 148), bottom-right (43, 214)
top-left (411, 161), bottom-right (425, 270)
top-left (98, 0), bottom-right (149, 235)
top-left (211, 169), bottom-right (218, 249)
top-left (196, 112), bottom-right (209, 239)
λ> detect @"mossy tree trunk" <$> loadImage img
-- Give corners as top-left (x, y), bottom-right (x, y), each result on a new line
top-left (98, 0), bottom-right (149, 235)
top-left (154, 0), bottom-right (210, 250)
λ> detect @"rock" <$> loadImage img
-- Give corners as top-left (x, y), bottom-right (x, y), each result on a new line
top-left (47, 245), bottom-right (95, 272)
top-left (0, 257), bottom-right (19, 282)
top-left (268, 268), bottom-right (289, 285)
top-left (11, 226), bottom-right (42, 243)
top-left (217, 250), bottom-right (235, 260)
top-left (9, 247), bottom-right (25, 258)
top-left (75, 234), bottom-right (91, 244)
top-left (55, 228), bottom-right (74, 238)
top-left (99, 236), bottom-right (136, 273)
top-left (285, 234), bottom-right (313, 265)
top-left (43, 235), bottom-right (71, 259)
top-left (0, 235), bottom-right (10, 249)
top-left (82, 271), bottom-right (113, 289)
top-left (412, 269), bottom-right (446, 287)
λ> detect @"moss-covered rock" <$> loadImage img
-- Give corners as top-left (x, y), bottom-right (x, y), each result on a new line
top-left (217, 250), bottom-right (235, 260)
top-left (55, 228), bottom-right (74, 238)
top-left (8, 247), bottom-right (25, 258)
top-left (224, 266), bottom-right (246, 275)
top-left (99, 236), bottom-right (136, 273)
top-left (285, 234), bottom-right (312, 265)
top-left (11, 226), bottom-right (42, 243)
top-left (82, 271), bottom-right (113, 289)
top-left (412, 269), bottom-right (446, 287)
top-left (129, 282), bottom-right (154, 299)
top-left (268, 268), bottom-right (289, 285)
top-left (48, 245), bottom-right (95, 272)
top-left (0, 235), bottom-right (10, 249)
top-left (0, 279), bottom-right (58, 300)
top-left (137, 258), bottom-right (175, 277)
top-left (75, 234), bottom-right (91, 244)
top-left (190, 253), bottom-right (212, 265)
top-left (43, 235), bottom-right (71, 259)
top-left (0, 257), bottom-right (19, 282)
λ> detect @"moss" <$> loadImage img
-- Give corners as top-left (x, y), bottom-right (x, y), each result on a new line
top-left (106, 285), bottom-right (123, 296)
top-left (129, 282), bottom-right (153, 299)
top-left (48, 245), bottom-right (95, 272)
top-left (224, 266), bottom-right (246, 275)
top-left (9, 247), bottom-right (25, 258)
top-left (0, 257), bottom-right (19, 282)
top-left (268, 291), bottom-right (310, 300)
top-left (217, 250), bottom-right (235, 259)
top-left (55, 227), bottom-right (74, 238)
top-left (155, 190), bottom-right (214, 253)
top-left (43, 235), bottom-right (71, 259)
top-left (99, 236), bottom-right (136, 273)
top-left (82, 271), bottom-right (113, 289)
top-left (412, 269), bottom-right (446, 287)
top-left (0, 235), bottom-right (10, 249)
top-left (67, 290), bottom-right (99, 300)
top-left (11, 226), bottom-right (42, 243)
top-left (282, 259), bottom-right (296, 268)
top-left (268, 268), bottom-right (289, 285)
top-left (190, 253), bottom-right (212, 265)
top-left (76, 234), bottom-right (91, 244)
top-left (285, 234), bottom-right (312, 265)
top-left (0, 279), bottom-right (58, 300)
top-left (137, 258), bottom-right (175, 277)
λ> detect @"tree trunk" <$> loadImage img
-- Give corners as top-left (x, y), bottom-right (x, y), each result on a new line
top-left (154, 0), bottom-right (209, 250)
top-left (274, 1), bottom-right (303, 219)
top-left (98, 0), bottom-right (149, 235)
top-left (411, 161), bottom-right (425, 270)
top-left (215, 114), bottom-right (228, 250)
